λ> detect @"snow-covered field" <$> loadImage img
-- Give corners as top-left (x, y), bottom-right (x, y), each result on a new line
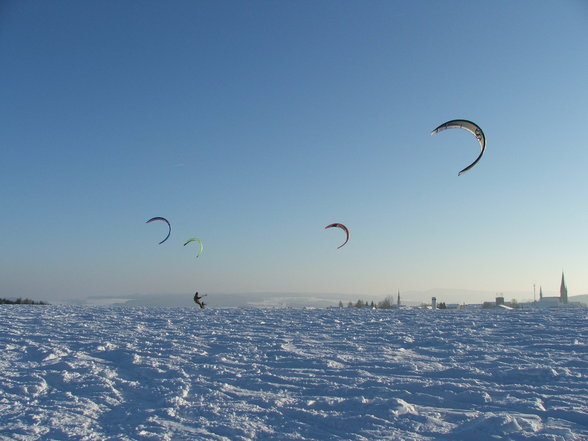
top-left (1, 306), bottom-right (587, 441)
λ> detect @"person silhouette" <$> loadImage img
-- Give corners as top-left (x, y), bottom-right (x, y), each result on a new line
top-left (193, 292), bottom-right (206, 309)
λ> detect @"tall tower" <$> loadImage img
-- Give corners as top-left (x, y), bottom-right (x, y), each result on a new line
top-left (397, 290), bottom-right (400, 308)
top-left (539, 286), bottom-right (543, 301)
top-left (560, 272), bottom-right (568, 304)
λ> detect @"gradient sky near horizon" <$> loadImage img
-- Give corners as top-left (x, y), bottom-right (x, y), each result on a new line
top-left (1, 1), bottom-right (587, 303)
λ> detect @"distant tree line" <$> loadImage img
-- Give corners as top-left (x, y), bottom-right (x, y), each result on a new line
top-left (338, 296), bottom-right (398, 309)
top-left (0, 298), bottom-right (49, 305)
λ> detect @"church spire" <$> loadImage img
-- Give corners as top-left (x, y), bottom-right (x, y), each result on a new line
top-left (560, 271), bottom-right (568, 304)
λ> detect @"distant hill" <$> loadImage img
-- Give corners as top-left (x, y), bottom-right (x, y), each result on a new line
top-left (81, 292), bottom-right (376, 308)
top-left (570, 294), bottom-right (588, 306)
top-left (82, 289), bottom-right (517, 308)
top-left (122, 292), bottom-right (356, 308)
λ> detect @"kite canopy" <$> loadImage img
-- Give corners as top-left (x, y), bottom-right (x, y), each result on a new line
top-left (325, 223), bottom-right (350, 249)
top-left (431, 119), bottom-right (486, 175)
top-left (184, 238), bottom-right (203, 258)
top-left (146, 217), bottom-right (171, 245)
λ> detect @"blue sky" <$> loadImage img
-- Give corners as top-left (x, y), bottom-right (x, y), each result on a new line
top-left (1, 1), bottom-right (587, 303)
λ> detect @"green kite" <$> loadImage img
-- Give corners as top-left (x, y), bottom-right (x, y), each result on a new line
top-left (184, 238), bottom-right (203, 257)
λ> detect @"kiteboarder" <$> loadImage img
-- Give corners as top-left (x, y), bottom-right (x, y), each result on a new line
top-left (193, 292), bottom-right (206, 309)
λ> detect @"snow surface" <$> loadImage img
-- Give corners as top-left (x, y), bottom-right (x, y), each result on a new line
top-left (1, 306), bottom-right (587, 441)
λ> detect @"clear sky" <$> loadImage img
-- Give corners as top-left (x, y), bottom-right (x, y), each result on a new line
top-left (1, 1), bottom-right (587, 303)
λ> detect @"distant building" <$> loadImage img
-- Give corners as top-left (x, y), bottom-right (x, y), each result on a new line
top-left (482, 295), bottom-right (515, 309)
top-left (537, 297), bottom-right (560, 307)
top-left (431, 297), bottom-right (437, 309)
top-left (560, 272), bottom-right (568, 304)
top-left (535, 272), bottom-right (569, 307)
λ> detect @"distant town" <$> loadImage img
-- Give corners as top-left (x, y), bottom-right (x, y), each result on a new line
top-left (341, 272), bottom-right (586, 310)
